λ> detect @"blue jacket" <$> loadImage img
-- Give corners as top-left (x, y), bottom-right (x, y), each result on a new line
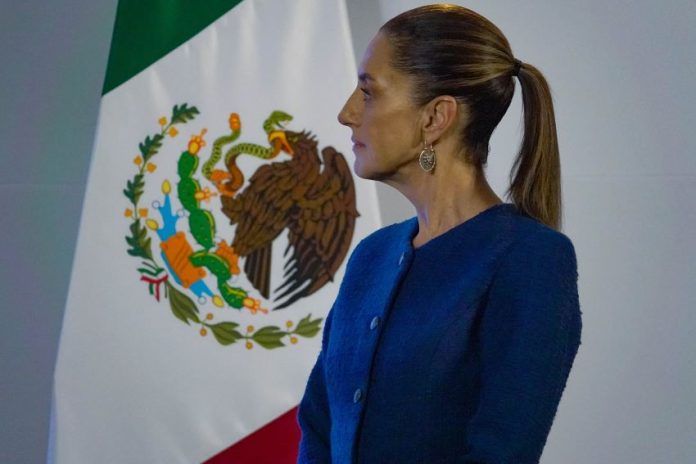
top-left (296, 203), bottom-right (582, 463)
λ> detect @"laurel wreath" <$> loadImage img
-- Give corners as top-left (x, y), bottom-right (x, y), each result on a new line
top-left (123, 103), bottom-right (323, 349)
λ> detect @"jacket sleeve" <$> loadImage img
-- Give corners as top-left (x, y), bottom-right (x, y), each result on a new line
top-left (458, 232), bottom-right (583, 464)
top-left (296, 303), bottom-right (334, 463)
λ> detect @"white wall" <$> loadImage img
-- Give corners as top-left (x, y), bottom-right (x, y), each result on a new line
top-left (1, 0), bottom-right (694, 462)
top-left (0, 1), bottom-right (118, 462)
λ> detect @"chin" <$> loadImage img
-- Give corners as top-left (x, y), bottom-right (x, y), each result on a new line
top-left (352, 158), bottom-right (370, 179)
top-left (353, 160), bottom-right (391, 182)
top-left (353, 157), bottom-right (378, 180)
top-left (352, 149), bottom-right (395, 181)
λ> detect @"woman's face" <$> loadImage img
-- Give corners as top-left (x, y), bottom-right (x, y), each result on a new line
top-left (337, 32), bottom-right (423, 180)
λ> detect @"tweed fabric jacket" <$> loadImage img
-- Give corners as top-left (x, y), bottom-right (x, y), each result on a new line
top-left (296, 203), bottom-right (582, 463)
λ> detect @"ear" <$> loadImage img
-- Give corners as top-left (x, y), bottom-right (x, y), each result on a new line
top-left (420, 95), bottom-right (460, 144)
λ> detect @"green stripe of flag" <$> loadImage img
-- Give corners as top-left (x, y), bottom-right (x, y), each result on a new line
top-left (102, 0), bottom-right (244, 95)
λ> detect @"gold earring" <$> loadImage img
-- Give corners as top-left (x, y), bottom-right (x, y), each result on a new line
top-left (419, 140), bottom-right (436, 172)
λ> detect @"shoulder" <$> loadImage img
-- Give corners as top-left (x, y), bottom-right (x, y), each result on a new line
top-left (490, 214), bottom-right (579, 301)
top-left (482, 215), bottom-right (582, 341)
top-left (504, 213), bottom-right (577, 269)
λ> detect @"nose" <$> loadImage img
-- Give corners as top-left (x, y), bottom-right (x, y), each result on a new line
top-left (337, 88), bottom-right (360, 127)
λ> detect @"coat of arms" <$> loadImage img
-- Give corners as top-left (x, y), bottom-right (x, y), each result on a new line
top-left (123, 104), bottom-right (358, 350)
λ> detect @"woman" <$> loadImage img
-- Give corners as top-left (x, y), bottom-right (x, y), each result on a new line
top-left (297, 4), bottom-right (582, 463)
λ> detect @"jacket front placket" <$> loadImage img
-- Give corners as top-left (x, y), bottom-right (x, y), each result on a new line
top-left (347, 220), bottom-right (417, 464)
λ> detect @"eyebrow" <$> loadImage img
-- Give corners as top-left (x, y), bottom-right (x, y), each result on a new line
top-left (358, 72), bottom-right (375, 83)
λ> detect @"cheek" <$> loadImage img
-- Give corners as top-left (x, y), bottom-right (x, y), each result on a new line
top-left (365, 113), bottom-right (410, 154)
top-left (362, 111), bottom-right (390, 146)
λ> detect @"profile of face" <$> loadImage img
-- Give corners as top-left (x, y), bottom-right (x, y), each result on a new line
top-left (337, 32), bottom-right (423, 181)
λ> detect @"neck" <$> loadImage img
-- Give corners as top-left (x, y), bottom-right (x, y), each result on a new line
top-left (382, 150), bottom-right (502, 248)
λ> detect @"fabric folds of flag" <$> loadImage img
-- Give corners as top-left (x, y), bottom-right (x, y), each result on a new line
top-left (49, 0), bottom-right (380, 462)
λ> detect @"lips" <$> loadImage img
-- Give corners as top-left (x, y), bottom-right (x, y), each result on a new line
top-left (351, 136), bottom-right (365, 147)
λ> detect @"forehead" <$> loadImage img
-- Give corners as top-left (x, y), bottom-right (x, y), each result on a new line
top-left (358, 32), bottom-right (404, 87)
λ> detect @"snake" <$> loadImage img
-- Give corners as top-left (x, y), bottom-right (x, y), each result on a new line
top-left (202, 110), bottom-right (294, 197)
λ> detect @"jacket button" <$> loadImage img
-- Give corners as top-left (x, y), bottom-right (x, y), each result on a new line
top-left (370, 316), bottom-right (379, 330)
top-left (353, 388), bottom-right (363, 403)
top-left (398, 252), bottom-right (405, 266)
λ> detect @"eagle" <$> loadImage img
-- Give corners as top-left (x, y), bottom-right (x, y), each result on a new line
top-left (220, 130), bottom-right (359, 310)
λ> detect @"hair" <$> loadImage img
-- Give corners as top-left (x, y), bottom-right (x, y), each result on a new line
top-left (380, 4), bottom-right (563, 231)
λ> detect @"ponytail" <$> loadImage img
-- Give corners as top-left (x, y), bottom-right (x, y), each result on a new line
top-left (380, 5), bottom-right (564, 230)
top-left (506, 62), bottom-right (562, 231)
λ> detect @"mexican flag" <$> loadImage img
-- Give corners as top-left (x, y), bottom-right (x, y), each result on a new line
top-left (49, 0), bottom-right (380, 462)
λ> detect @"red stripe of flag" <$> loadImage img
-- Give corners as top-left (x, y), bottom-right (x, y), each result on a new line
top-left (203, 406), bottom-right (301, 463)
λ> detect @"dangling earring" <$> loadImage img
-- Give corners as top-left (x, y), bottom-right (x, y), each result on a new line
top-left (419, 140), bottom-right (436, 172)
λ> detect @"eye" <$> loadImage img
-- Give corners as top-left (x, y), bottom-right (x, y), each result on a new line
top-left (359, 87), bottom-right (371, 101)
